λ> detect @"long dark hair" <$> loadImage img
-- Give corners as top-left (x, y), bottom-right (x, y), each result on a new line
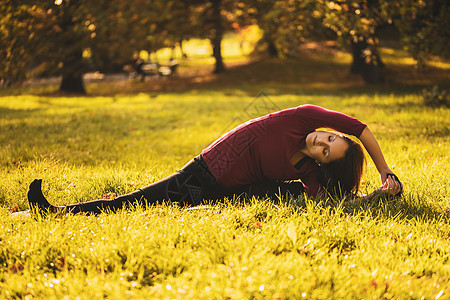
top-left (318, 136), bottom-right (365, 197)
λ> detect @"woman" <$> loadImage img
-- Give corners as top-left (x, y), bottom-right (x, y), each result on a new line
top-left (27, 104), bottom-right (402, 215)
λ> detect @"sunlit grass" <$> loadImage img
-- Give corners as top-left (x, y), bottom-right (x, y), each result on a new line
top-left (379, 47), bottom-right (450, 69)
top-left (0, 30), bottom-right (449, 298)
top-left (0, 86), bottom-right (449, 299)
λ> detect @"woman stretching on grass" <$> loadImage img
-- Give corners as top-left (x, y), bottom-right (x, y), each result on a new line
top-left (27, 104), bottom-right (402, 215)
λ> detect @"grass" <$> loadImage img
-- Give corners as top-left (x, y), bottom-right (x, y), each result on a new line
top-left (0, 37), bottom-right (449, 299)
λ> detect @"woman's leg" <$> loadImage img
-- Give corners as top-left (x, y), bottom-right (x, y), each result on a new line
top-left (27, 155), bottom-right (305, 215)
top-left (27, 156), bottom-right (213, 215)
top-left (62, 169), bottom-right (203, 213)
top-left (200, 179), bottom-right (306, 204)
top-left (228, 180), bottom-right (305, 201)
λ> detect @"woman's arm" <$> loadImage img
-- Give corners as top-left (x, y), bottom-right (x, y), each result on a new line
top-left (358, 127), bottom-right (403, 197)
top-left (358, 127), bottom-right (393, 183)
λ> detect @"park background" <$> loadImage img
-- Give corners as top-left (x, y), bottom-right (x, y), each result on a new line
top-left (1, 0), bottom-right (449, 299)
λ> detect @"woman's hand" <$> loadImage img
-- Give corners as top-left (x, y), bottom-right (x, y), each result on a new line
top-left (379, 168), bottom-right (393, 184)
top-left (384, 173), bottom-right (403, 196)
top-left (380, 170), bottom-right (405, 197)
top-left (379, 175), bottom-right (402, 196)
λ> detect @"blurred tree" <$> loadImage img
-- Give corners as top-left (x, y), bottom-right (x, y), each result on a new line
top-left (0, 0), bottom-right (96, 93)
top-left (0, 0), bottom-right (168, 93)
top-left (210, 0), bottom-right (226, 73)
top-left (273, 1), bottom-right (333, 57)
top-left (239, 0), bottom-right (280, 57)
top-left (2, 0), bottom-right (447, 90)
top-left (387, 0), bottom-right (449, 66)
top-left (320, 0), bottom-right (387, 84)
top-left (87, 0), bottom-right (151, 73)
top-left (158, 1), bottom-right (192, 58)
top-left (0, 2), bottom-right (33, 86)
top-left (54, 0), bottom-right (88, 93)
top-left (234, 0), bottom-right (331, 58)
top-left (180, 0), bottom-right (236, 73)
top-left (0, 1), bottom-right (64, 87)
top-left (320, 0), bottom-right (449, 83)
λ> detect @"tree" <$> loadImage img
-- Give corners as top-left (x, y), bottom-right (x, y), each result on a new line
top-left (387, 0), bottom-right (449, 66)
top-left (319, 0), bottom-right (449, 83)
top-left (54, 0), bottom-right (88, 94)
top-left (210, 0), bottom-right (226, 73)
top-left (0, 1), bottom-right (49, 87)
top-left (234, 0), bottom-right (331, 59)
top-left (240, 0), bottom-right (280, 58)
top-left (175, 0), bottom-right (237, 74)
top-left (2, 0), bottom-right (94, 93)
top-left (0, 0), bottom-right (168, 93)
top-left (155, 1), bottom-right (192, 58)
top-left (320, 0), bottom-right (387, 84)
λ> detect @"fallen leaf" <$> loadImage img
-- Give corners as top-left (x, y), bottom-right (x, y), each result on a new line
top-left (287, 222), bottom-right (297, 245)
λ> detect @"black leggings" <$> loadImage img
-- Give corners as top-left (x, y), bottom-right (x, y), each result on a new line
top-left (60, 155), bottom-right (305, 214)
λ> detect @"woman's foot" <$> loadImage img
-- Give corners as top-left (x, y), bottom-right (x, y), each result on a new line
top-left (27, 179), bottom-right (55, 215)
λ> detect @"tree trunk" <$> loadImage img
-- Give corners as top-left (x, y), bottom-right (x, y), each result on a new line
top-left (264, 33), bottom-right (279, 58)
top-left (58, 1), bottom-right (86, 94)
top-left (60, 73), bottom-right (85, 94)
top-left (211, 37), bottom-right (225, 74)
top-left (59, 48), bottom-right (86, 94)
top-left (211, 0), bottom-right (225, 74)
top-left (350, 40), bottom-right (368, 74)
top-left (179, 39), bottom-right (187, 59)
top-left (350, 40), bottom-right (385, 84)
top-left (267, 39), bottom-right (279, 58)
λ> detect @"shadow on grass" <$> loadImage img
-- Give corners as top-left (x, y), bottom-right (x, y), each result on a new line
top-left (0, 106), bottom-right (42, 118)
top-left (348, 195), bottom-right (449, 222)
top-left (276, 192), bottom-right (449, 223)
top-left (220, 190), bottom-right (448, 223)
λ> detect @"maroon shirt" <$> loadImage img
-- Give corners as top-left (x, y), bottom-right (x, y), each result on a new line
top-left (201, 105), bottom-right (367, 197)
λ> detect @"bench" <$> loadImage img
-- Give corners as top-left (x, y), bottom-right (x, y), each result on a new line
top-left (123, 60), bottom-right (179, 81)
top-left (157, 61), bottom-right (179, 77)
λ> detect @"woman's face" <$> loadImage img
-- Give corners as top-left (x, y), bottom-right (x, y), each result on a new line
top-left (304, 131), bottom-right (349, 164)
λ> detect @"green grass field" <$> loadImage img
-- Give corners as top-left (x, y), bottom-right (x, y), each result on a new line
top-left (1, 39), bottom-right (449, 299)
